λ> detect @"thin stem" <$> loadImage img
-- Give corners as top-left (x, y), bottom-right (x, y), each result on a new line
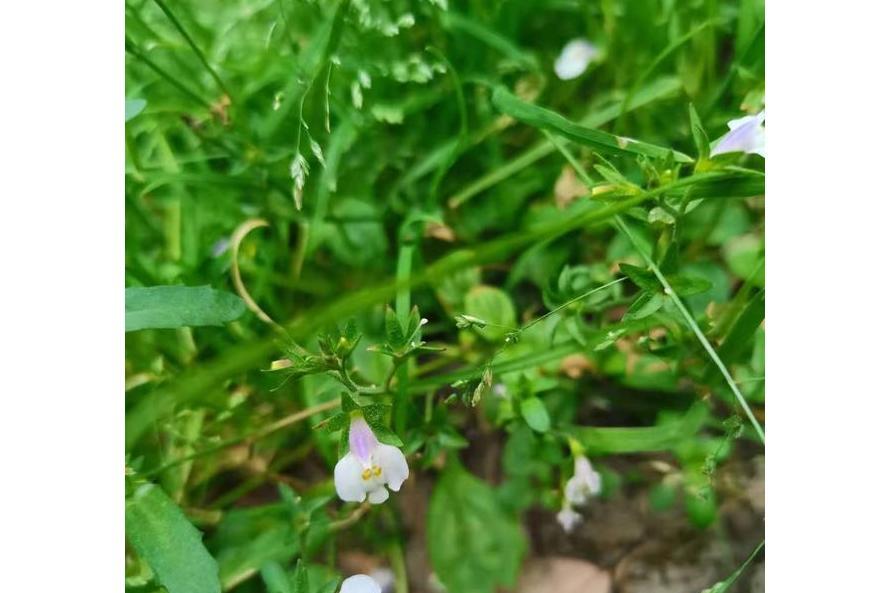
top-left (545, 130), bottom-right (765, 444)
top-left (125, 37), bottom-right (211, 108)
top-left (152, 0), bottom-right (231, 99)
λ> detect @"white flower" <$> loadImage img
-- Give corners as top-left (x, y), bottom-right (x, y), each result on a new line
top-left (711, 110), bottom-right (765, 158)
top-left (564, 455), bottom-right (602, 506)
top-left (341, 574), bottom-right (382, 593)
top-left (556, 504), bottom-right (583, 532)
top-left (334, 416), bottom-right (409, 504)
top-left (554, 39), bottom-right (602, 80)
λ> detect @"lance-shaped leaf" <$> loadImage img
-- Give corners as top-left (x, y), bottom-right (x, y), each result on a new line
top-left (126, 483), bottom-right (221, 593)
top-left (125, 285), bottom-right (246, 331)
top-left (492, 86), bottom-right (693, 163)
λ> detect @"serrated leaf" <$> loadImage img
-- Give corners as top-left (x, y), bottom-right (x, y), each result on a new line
top-left (125, 286), bottom-right (246, 331)
top-left (125, 483), bottom-right (221, 593)
top-left (623, 292), bottom-right (665, 320)
top-left (492, 86), bottom-right (693, 163)
top-left (519, 397), bottom-right (551, 433)
top-left (619, 263), bottom-right (661, 293)
top-left (428, 464), bottom-right (526, 593)
top-left (384, 305), bottom-right (405, 348)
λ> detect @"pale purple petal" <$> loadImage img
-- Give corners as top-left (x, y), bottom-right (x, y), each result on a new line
top-left (349, 416), bottom-right (380, 462)
top-left (334, 452), bottom-right (367, 502)
top-left (712, 110), bottom-right (765, 158)
top-left (340, 574), bottom-right (382, 593)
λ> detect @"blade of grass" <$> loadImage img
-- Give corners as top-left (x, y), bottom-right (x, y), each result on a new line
top-left (449, 76), bottom-right (684, 208)
top-left (152, 0), bottom-right (231, 99)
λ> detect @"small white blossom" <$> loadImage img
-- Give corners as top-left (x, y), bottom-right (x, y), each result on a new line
top-left (557, 504), bottom-right (583, 532)
top-left (564, 455), bottom-right (602, 505)
top-left (554, 39), bottom-right (602, 80)
top-left (341, 574), bottom-right (382, 593)
top-left (334, 416), bottom-right (409, 504)
top-left (711, 110), bottom-right (765, 158)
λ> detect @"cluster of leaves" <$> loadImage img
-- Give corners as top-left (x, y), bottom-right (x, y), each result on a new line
top-left (125, 0), bottom-right (765, 592)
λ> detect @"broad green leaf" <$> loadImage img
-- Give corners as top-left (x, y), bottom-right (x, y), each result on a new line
top-left (125, 285), bottom-right (246, 331)
top-left (619, 263), bottom-right (660, 293)
top-left (519, 397), bottom-right (551, 433)
top-left (464, 285), bottom-right (516, 341)
top-left (623, 292), bottom-right (665, 320)
top-left (666, 274), bottom-right (713, 296)
top-left (570, 403), bottom-right (708, 454)
top-left (428, 464), bottom-right (526, 593)
top-left (126, 98), bottom-right (147, 122)
top-left (125, 483), bottom-right (221, 593)
top-left (492, 86), bottom-right (693, 163)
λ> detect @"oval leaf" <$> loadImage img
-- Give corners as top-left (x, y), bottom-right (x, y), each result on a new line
top-left (125, 285), bottom-right (247, 332)
top-left (520, 397), bottom-right (551, 433)
top-left (464, 285), bottom-right (516, 342)
top-left (428, 464), bottom-right (526, 593)
top-left (126, 483), bottom-right (221, 593)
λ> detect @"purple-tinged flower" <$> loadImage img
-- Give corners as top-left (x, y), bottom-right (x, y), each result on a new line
top-left (554, 39), bottom-right (602, 80)
top-left (341, 574), bottom-right (382, 593)
top-left (711, 110), bottom-right (765, 158)
top-left (334, 416), bottom-right (409, 504)
top-left (564, 455), bottom-right (602, 506)
top-left (557, 504), bottom-right (583, 532)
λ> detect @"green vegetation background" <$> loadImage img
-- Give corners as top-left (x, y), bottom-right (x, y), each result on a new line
top-left (125, 0), bottom-right (765, 592)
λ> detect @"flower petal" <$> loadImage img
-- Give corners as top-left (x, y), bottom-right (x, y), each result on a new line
top-left (557, 507), bottom-right (582, 532)
top-left (375, 444), bottom-right (409, 491)
top-left (367, 486), bottom-right (390, 504)
top-left (712, 110), bottom-right (765, 158)
top-left (340, 574), bottom-right (382, 593)
top-left (334, 452), bottom-right (367, 503)
top-left (348, 417), bottom-right (379, 463)
top-left (554, 39), bottom-right (601, 80)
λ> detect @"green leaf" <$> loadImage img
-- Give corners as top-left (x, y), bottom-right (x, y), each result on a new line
top-left (688, 103), bottom-right (710, 160)
top-left (705, 291), bottom-right (765, 383)
top-left (384, 305), bottom-right (405, 349)
top-left (428, 464), bottom-right (526, 593)
top-left (126, 98), bottom-right (147, 122)
top-left (570, 403), bottom-right (708, 454)
top-left (723, 234), bottom-right (765, 286)
top-left (464, 285), bottom-right (516, 342)
top-left (125, 483), bottom-right (221, 593)
top-left (619, 263), bottom-right (661, 293)
top-left (492, 86), bottom-right (693, 163)
top-left (623, 292), bottom-right (665, 320)
top-left (261, 561), bottom-right (293, 593)
top-left (701, 540), bottom-right (764, 593)
top-left (519, 397), bottom-right (551, 433)
top-left (666, 274), bottom-right (713, 296)
top-left (125, 285), bottom-right (246, 331)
